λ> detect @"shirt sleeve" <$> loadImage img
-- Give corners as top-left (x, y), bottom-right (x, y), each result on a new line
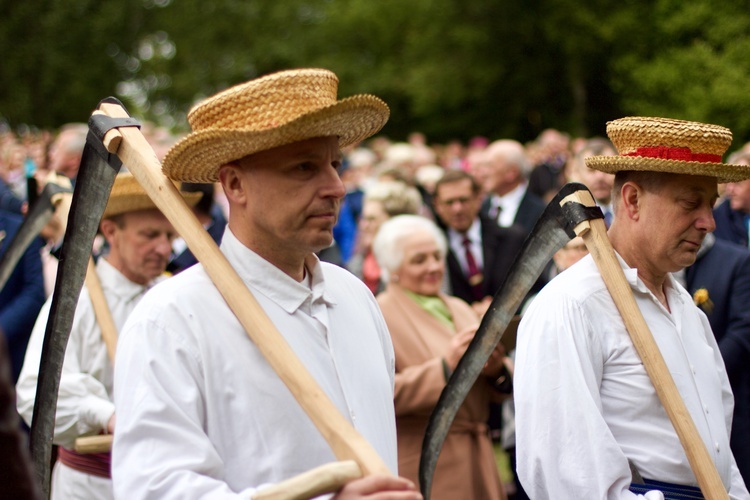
top-left (15, 296), bottom-right (115, 449)
top-left (514, 292), bottom-right (663, 499)
top-left (112, 312), bottom-right (255, 499)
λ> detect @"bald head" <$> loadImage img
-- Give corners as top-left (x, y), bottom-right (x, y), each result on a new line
top-left (479, 140), bottom-right (529, 196)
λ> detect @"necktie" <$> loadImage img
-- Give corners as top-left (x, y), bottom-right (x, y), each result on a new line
top-left (604, 209), bottom-right (613, 228)
top-left (462, 236), bottom-right (484, 301)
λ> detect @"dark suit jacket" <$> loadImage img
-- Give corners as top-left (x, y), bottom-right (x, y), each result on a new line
top-left (0, 210), bottom-right (45, 383)
top-left (480, 188), bottom-right (546, 237)
top-left (167, 204), bottom-right (227, 275)
top-left (685, 237), bottom-right (750, 483)
top-left (713, 199), bottom-right (748, 247)
top-left (445, 216), bottom-right (527, 304)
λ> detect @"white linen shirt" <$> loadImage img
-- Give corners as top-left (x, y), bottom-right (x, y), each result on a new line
top-left (112, 229), bottom-right (398, 499)
top-left (489, 182), bottom-right (526, 227)
top-left (515, 253), bottom-right (749, 499)
top-left (16, 257), bottom-right (149, 447)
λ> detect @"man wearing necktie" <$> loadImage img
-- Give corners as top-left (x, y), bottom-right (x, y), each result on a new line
top-left (433, 169), bottom-right (528, 316)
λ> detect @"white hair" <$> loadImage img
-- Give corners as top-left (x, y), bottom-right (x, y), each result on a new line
top-left (372, 214), bottom-right (447, 283)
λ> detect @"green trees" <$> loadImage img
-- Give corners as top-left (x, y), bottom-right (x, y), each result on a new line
top-left (3, 0), bottom-right (750, 146)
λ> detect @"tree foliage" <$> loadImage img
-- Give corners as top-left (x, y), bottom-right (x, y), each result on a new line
top-left (3, 0), bottom-right (750, 146)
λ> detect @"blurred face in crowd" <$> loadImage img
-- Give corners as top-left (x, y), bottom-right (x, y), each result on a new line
top-left (359, 199), bottom-right (390, 249)
top-left (475, 141), bottom-right (525, 196)
top-left (220, 136), bottom-right (345, 276)
top-left (725, 179), bottom-right (750, 213)
top-left (434, 178), bottom-right (482, 233)
top-left (553, 236), bottom-right (588, 272)
top-left (100, 209), bottom-right (176, 285)
top-left (570, 151), bottom-right (616, 205)
top-left (395, 229), bottom-right (445, 297)
top-left (48, 128), bottom-right (85, 179)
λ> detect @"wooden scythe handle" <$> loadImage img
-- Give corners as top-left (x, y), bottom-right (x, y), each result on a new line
top-left (85, 257), bottom-right (118, 362)
top-left (252, 461), bottom-right (361, 500)
top-left (561, 190), bottom-right (728, 499)
top-left (96, 103), bottom-right (388, 480)
top-left (72, 257), bottom-right (119, 454)
top-left (74, 434), bottom-right (113, 454)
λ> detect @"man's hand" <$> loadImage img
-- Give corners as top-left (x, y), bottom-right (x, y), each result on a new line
top-left (333, 475), bottom-right (422, 499)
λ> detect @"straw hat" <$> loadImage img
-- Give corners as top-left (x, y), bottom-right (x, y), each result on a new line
top-left (585, 116), bottom-right (750, 183)
top-left (161, 68), bottom-right (390, 183)
top-left (103, 172), bottom-right (201, 219)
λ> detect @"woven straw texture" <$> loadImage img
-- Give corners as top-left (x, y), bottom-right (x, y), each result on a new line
top-left (103, 172), bottom-right (201, 219)
top-left (162, 68), bottom-right (390, 183)
top-left (585, 116), bottom-right (750, 183)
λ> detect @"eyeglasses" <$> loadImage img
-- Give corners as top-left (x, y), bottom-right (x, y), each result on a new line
top-left (438, 196), bottom-right (473, 207)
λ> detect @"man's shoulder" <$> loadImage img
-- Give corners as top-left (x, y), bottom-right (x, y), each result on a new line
top-left (319, 261), bottom-right (375, 297)
top-left (535, 256), bottom-right (605, 302)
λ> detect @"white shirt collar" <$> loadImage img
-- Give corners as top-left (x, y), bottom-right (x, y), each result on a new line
top-left (99, 256), bottom-right (152, 302)
top-left (219, 228), bottom-right (337, 314)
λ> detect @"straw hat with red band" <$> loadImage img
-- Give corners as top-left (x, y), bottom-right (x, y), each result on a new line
top-left (585, 116), bottom-right (750, 183)
top-left (103, 172), bottom-right (201, 219)
top-left (161, 68), bottom-right (390, 183)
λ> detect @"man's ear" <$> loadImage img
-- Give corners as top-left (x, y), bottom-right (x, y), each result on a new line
top-left (621, 182), bottom-right (642, 221)
top-left (99, 218), bottom-right (117, 245)
top-left (218, 163), bottom-right (247, 205)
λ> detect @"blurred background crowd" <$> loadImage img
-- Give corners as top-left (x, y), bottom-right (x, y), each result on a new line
top-left (2, 120), bottom-right (750, 498)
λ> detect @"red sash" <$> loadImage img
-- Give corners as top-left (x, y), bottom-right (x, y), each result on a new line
top-left (58, 446), bottom-right (111, 478)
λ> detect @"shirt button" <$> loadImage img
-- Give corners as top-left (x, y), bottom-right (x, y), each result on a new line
top-left (350, 411), bottom-right (356, 422)
top-left (704, 405), bottom-right (709, 414)
top-left (716, 442), bottom-right (721, 452)
top-left (691, 364), bottom-right (696, 374)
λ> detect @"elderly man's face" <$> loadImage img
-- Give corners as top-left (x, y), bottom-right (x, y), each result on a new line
top-left (636, 174), bottom-right (718, 273)
top-left (100, 209), bottom-right (176, 285)
top-left (395, 229), bottom-right (445, 297)
top-left (433, 178), bottom-right (482, 233)
top-left (224, 136), bottom-right (346, 263)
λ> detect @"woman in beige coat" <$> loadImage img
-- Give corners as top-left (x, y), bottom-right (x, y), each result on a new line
top-left (373, 215), bottom-right (507, 500)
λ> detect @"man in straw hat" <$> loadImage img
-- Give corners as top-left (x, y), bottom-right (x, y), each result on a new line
top-left (111, 69), bottom-right (421, 499)
top-left (513, 117), bottom-right (750, 499)
top-left (16, 172), bottom-right (198, 500)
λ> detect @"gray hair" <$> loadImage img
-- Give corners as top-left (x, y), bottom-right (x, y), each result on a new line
top-left (363, 180), bottom-right (422, 217)
top-left (372, 214), bottom-right (447, 283)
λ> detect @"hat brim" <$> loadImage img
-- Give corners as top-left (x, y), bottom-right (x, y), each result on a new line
top-left (585, 155), bottom-right (750, 184)
top-left (103, 191), bottom-right (202, 219)
top-left (162, 94), bottom-right (389, 183)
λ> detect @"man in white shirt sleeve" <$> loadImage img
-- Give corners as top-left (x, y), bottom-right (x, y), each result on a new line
top-left (514, 117), bottom-right (750, 499)
top-left (111, 69), bottom-right (421, 499)
top-left (16, 172), bottom-right (196, 499)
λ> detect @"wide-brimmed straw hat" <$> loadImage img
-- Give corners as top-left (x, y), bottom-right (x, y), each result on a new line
top-left (161, 68), bottom-right (390, 183)
top-left (585, 116), bottom-right (750, 183)
top-left (103, 172), bottom-right (201, 219)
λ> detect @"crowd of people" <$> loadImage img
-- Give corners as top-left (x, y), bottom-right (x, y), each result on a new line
top-left (1, 68), bottom-right (749, 499)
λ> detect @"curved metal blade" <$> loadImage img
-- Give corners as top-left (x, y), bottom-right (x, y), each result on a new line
top-left (0, 182), bottom-right (70, 290)
top-left (419, 183), bottom-right (593, 498)
top-left (29, 134), bottom-right (120, 497)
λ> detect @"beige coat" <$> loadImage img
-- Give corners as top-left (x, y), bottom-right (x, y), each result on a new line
top-left (377, 283), bottom-right (504, 500)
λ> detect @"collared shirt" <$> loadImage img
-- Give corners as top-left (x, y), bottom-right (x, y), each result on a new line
top-left (112, 229), bottom-right (398, 499)
top-left (488, 182), bottom-right (526, 227)
top-left (16, 257), bottom-right (150, 449)
top-left (447, 219), bottom-right (484, 276)
top-left (515, 253), bottom-right (749, 499)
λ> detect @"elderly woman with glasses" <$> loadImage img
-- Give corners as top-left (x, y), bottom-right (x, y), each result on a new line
top-left (373, 214), bottom-right (508, 500)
